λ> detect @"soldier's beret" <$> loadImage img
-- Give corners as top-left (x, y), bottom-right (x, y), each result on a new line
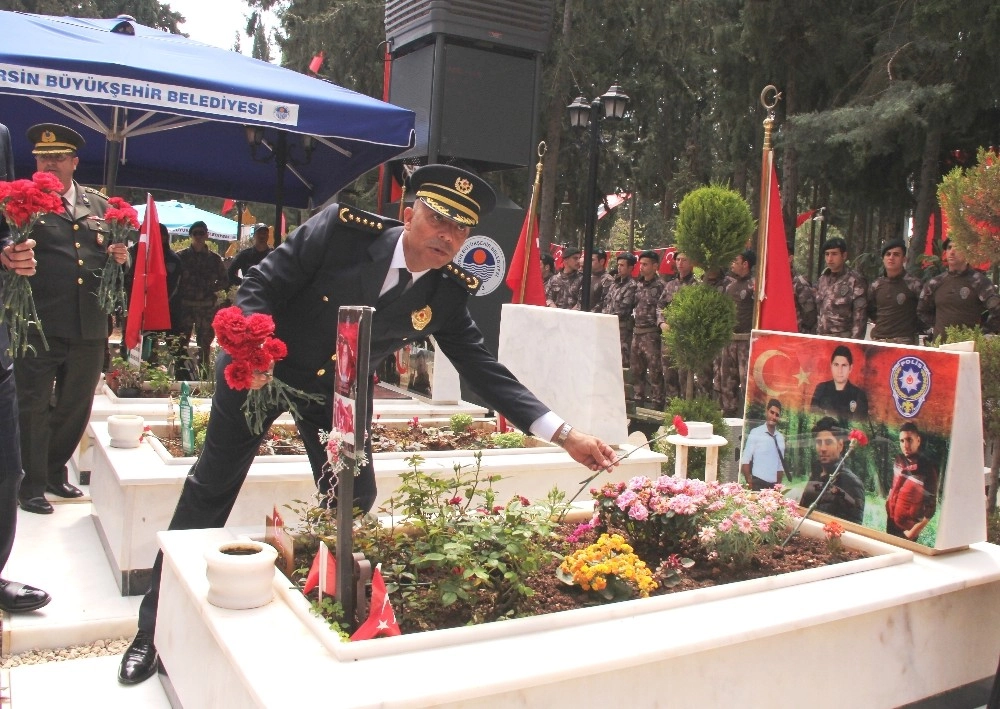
top-left (27, 123), bottom-right (85, 155)
top-left (561, 246), bottom-right (581, 259)
top-left (409, 164), bottom-right (495, 228)
top-left (880, 238), bottom-right (906, 257)
top-left (821, 236), bottom-right (848, 253)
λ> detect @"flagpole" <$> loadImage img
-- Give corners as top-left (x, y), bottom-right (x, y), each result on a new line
top-left (519, 142), bottom-right (546, 302)
top-left (752, 85), bottom-right (782, 331)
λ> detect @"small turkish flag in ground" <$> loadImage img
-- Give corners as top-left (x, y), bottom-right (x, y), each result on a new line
top-left (302, 542), bottom-right (336, 597)
top-left (350, 565), bottom-right (400, 640)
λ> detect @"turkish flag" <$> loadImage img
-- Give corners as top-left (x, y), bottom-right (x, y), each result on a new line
top-left (308, 51), bottom-right (325, 75)
top-left (221, 198), bottom-right (236, 215)
top-left (505, 211), bottom-right (546, 305)
top-left (757, 160), bottom-right (797, 332)
top-left (302, 543), bottom-right (337, 597)
top-left (350, 565), bottom-right (401, 640)
top-left (795, 209), bottom-right (816, 228)
top-left (125, 195), bottom-right (171, 351)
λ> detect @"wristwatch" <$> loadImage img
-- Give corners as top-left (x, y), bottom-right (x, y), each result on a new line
top-left (554, 422), bottom-right (573, 446)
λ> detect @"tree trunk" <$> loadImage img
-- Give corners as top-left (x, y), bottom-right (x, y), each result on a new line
top-left (909, 126), bottom-right (942, 269)
top-left (538, 0), bottom-right (574, 249)
top-left (987, 438), bottom-right (1000, 516)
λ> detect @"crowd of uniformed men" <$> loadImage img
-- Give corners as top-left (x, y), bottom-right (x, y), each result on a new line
top-left (544, 236), bottom-right (1000, 418)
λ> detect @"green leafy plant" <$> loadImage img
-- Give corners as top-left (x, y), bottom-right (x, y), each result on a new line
top-left (663, 285), bottom-right (735, 399)
top-left (937, 147), bottom-right (1000, 264)
top-left (106, 357), bottom-right (143, 392)
top-left (449, 413), bottom-right (474, 434)
top-left (490, 431), bottom-right (526, 448)
top-left (673, 184), bottom-right (755, 273)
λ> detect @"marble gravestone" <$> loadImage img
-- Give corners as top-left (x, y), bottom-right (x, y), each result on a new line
top-left (498, 305), bottom-right (628, 444)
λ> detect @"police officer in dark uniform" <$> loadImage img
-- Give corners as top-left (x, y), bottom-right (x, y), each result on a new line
top-left (917, 238), bottom-right (1000, 339)
top-left (14, 124), bottom-right (127, 515)
top-left (0, 121), bottom-right (52, 611)
top-left (118, 164), bottom-right (619, 685)
top-left (867, 238), bottom-right (924, 344)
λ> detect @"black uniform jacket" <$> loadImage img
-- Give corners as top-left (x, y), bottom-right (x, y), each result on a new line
top-left (236, 205), bottom-right (550, 433)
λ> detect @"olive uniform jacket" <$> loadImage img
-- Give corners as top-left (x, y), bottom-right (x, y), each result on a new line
top-left (26, 181), bottom-right (111, 342)
top-left (237, 205), bottom-right (551, 433)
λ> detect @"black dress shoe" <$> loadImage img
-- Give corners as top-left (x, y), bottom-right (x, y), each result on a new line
top-left (118, 630), bottom-right (159, 685)
top-left (45, 482), bottom-right (83, 499)
top-left (18, 497), bottom-right (53, 515)
top-left (0, 579), bottom-right (51, 612)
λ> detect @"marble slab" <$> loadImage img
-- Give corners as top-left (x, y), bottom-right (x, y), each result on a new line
top-left (155, 527), bottom-right (1000, 709)
top-left (497, 305), bottom-right (628, 444)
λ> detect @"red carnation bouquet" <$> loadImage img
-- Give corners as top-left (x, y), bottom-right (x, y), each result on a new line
top-left (212, 306), bottom-right (325, 435)
top-left (0, 171), bottom-right (65, 356)
top-left (97, 196), bottom-right (138, 316)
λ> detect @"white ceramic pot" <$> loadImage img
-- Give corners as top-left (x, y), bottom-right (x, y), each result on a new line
top-left (107, 414), bottom-right (145, 448)
top-left (204, 540), bottom-right (278, 610)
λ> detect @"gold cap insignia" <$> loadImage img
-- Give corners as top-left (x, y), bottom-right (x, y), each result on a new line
top-left (455, 177), bottom-right (473, 195)
top-left (41, 130), bottom-right (57, 144)
top-left (411, 306), bottom-right (432, 331)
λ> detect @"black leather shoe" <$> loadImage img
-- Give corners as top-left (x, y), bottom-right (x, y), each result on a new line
top-left (18, 497), bottom-right (53, 515)
top-left (0, 579), bottom-right (51, 612)
top-left (45, 482), bottom-right (83, 499)
top-left (118, 630), bottom-right (159, 685)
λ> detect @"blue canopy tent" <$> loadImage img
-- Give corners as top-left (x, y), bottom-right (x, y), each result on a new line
top-left (134, 200), bottom-right (241, 241)
top-left (0, 12), bottom-right (415, 231)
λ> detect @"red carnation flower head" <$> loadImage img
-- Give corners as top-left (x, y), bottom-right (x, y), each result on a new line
top-left (246, 348), bottom-right (274, 373)
top-left (213, 306), bottom-right (250, 351)
top-left (263, 337), bottom-right (288, 361)
top-left (673, 415), bottom-right (689, 437)
top-left (224, 359), bottom-right (255, 390)
top-left (848, 429), bottom-right (869, 447)
top-left (246, 312), bottom-right (276, 341)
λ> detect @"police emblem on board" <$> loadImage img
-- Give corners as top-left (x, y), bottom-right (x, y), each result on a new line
top-left (890, 355), bottom-right (931, 418)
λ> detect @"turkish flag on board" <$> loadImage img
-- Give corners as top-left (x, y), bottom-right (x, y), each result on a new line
top-left (350, 565), bottom-right (401, 640)
top-left (758, 161), bottom-right (798, 332)
top-left (125, 195), bottom-right (171, 351)
top-left (505, 212), bottom-right (546, 305)
top-left (302, 543), bottom-right (337, 597)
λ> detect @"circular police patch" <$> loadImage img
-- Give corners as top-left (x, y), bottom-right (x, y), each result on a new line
top-left (890, 355), bottom-right (931, 418)
top-left (455, 235), bottom-right (505, 297)
top-left (960, 287), bottom-right (971, 300)
top-left (896, 292), bottom-right (906, 305)
top-left (273, 105), bottom-right (291, 121)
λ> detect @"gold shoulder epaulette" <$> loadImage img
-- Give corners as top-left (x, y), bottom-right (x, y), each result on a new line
top-left (85, 186), bottom-right (109, 199)
top-left (337, 205), bottom-right (397, 234)
top-left (443, 262), bottom-right (481, 294)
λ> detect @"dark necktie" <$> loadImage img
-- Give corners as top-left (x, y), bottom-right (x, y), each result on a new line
top-left (377, 268), bottom-right (411, 308)
top-left (62, 196), bottom-right (74, 220)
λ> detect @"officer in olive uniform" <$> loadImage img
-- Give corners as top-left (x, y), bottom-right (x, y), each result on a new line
top-left (545, 245), bottom-right (583, 309)
top-left (868, 238), bottom-right (924, 344)
top-left (794, 272), bottom-right (817, 334)
top-left (118, 164), bottom-right (619, 686)
top-left (14, 124), bottom-right (127, 515)
top-left (630, 250), bottom-right (666, 408)
top-left (815, 237), bottom-right (868, 339)
top-left (917, 238), bottom-right (1000, 339)
top-left (588, 248), bottom-right (616, 313)
top-left (717, 250), bottom-right (755, 417)
top-left (603, 253), bottom-right (638, 365)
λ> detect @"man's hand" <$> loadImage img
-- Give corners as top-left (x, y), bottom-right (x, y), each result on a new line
top-left (1, 239), bottom-right (37, 276)
top-left (249, 369), bottom-right (273, 390)
top-left (560, 428), bottom-right (618, 472)
top-left (108, 242), bottom-right (128, 265)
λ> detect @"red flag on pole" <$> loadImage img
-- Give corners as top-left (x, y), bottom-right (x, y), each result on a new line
top-left (302, 543), bottom-right (337, 597)
top-left (505, 212), bottom-right (546, 305)
top-left (125, 195), bottom-right (171, 350)
top-left (350, 565), bottom-right (401, 640)
top-left (221, 198), bottom-right (236, 215)
top-left (795, 209), bottom-right (816, 228)
top-left (308, 51), bottom-right (325, 75)
top-left (757, 161), bottom-right (798, 332)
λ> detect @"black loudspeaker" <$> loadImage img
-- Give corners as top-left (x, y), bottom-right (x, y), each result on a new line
top-left (388, 193), bottom-right (526, 410)
top-left (385, 0), bottom-right (554, 54)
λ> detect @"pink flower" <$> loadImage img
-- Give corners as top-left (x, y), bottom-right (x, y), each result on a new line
top-left (449, 496), bottom-right (463, 506)
top-left (518, 495), bottom-right (530, 507)
top-left (718, 518), bottom-right (733, 533)
top-left (735, 515), bottom-right (754, 534)
top-left (628, 502), bottom-right (649, 521)
top-left (627, 476), bottom-right (649, 491)
top-left (668, 494), bottom-right (698, 515)
top-left (492, 505), bottom-right (504, 514)
top-left (757, 515), bottom-right (773, 533)
top-left (698, 526), bottom-right (716, 543)
top-left (616, 490), bottom-right (637, 510)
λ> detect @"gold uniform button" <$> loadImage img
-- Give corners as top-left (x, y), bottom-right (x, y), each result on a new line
top-left (78, 259), bottom-right (84, 266)
top-left (77, 277), bottom-right (84, 285)
top-left (316, 368), bottom-right (326, 377)
top-left (74, 242), bottom-right (81, 248)
top-left (73, 224), bottom-right (80, 231)
top-left (322, 296), bottom-right (329, 302)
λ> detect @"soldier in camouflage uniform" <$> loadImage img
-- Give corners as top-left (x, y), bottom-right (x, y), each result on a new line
top-left (541, 253), bottom-right (555, 285)
top-left (604, 253), bottom-right (638, 365)
top-left (174, 221), bottom-right (229, 376)
top-left (545, 246), bottom-right (583, 310)
top-left (588, 249), bottom-right (616, 312)
top-left (868, 239), bottom-right (925, 345)
top-left (717, 250), bottom-right (756, 417)
top-left (794, 272), bottom-right (817, 334)
top-left (658, 251), bottom-right (698, 401)
top-left (918, 239), bottom-right (1000, 339)
top-left (629, 251), bottom-right (666, 408)
top-left (815, 237), bottom-right (868, 339)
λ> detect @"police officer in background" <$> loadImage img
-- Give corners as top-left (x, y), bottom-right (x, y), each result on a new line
top-left (14, 124), bottom-right (127, 515)
top-left (717, 249), bottom-right (755, 417)
top-left (588, 248), bottom-right (615, 313)
top-left (815, 237), bottom-right (868, 339)
top-left (868, 238), bottom-right (924, 344)
top-left (917, 238), bottom-right (1000, 339)
top-left (545, 245), bottom-right (583, 309)
top-left (604, 252), bottom-right (638, 366)
top-left (630, 250), bottom-right (666, 409)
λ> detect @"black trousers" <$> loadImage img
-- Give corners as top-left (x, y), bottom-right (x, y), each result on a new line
top-left (0, 364), bottom-right (22, 575)
top-left (137, 352), bottom-right (376, 634)
top-left (14, 335), bottom-right (104, 499)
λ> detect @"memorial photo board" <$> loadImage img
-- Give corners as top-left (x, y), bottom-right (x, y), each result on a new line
top-left (741, 331), bottom-right (985, 552)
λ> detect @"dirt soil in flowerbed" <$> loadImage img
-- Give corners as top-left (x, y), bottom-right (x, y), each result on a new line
top-left (154, 424), bottom-right (307, 457)
top-left (291, 523), bottom-right (868, 635)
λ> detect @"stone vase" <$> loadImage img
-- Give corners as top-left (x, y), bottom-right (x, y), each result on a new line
top-left (204, 540), bottom-right (278, 610)
top-left (107, 414), bottom-right (145, 448)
